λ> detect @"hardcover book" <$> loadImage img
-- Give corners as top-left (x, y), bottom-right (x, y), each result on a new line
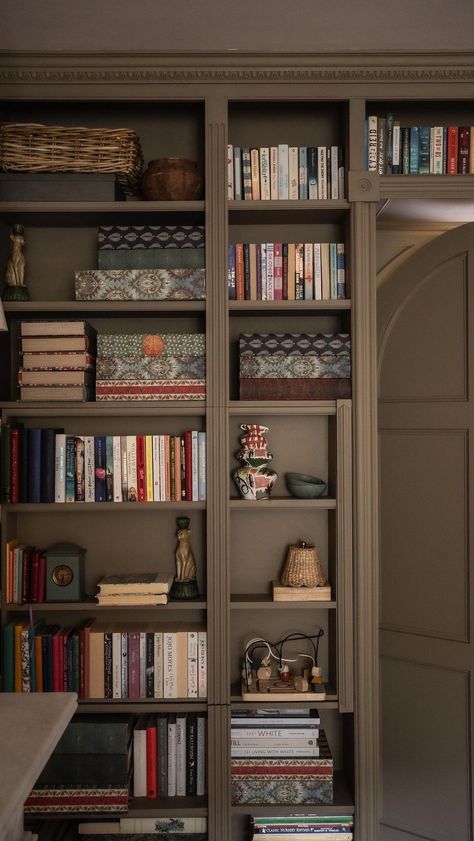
top-left (97, 573), bottom-right (173, 594)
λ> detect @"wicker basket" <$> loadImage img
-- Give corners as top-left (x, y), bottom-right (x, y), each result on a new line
top-left (0, 123), bottom-right (144, 195)
top-left (280, 541), bottom-right (327, 588)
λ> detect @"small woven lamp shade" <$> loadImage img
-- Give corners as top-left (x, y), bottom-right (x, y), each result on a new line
top-left (280, 540), bottom-right (327, 588)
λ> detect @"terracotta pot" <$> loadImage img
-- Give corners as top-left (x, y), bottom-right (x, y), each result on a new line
top-left (141, 157), bottom-right (203, 201)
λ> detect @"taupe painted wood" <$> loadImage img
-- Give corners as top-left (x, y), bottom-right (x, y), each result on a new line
top-left (336, 400), bottom-right (353, 713)
top-left (378, 223), bottom-right (474, 841)
top-left (352, 201), bottom-right (380, 841)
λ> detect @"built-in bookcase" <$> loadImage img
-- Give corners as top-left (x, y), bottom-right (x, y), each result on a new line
top-left (1, 49), bottom-right (471, 841)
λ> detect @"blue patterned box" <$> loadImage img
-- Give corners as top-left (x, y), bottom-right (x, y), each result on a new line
top-left (75, 269), bottom-right (205, 301)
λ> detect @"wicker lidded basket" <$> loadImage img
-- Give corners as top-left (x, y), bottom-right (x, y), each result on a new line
top-left (0, 123), bottom-right (144, 195)
top-left (280, 540), bottom-right (327, 588)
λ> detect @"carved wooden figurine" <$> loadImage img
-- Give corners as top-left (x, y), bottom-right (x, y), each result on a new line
top-left (170, 516), bottom-right (199, 600)
top-left (3, 224), bottom-right (29, 301)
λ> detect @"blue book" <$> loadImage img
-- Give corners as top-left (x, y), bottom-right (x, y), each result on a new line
top-left (418, 126), bottom-right (430, 174)
top-left (228, 244), bottom-right (236, 300)
top-left (105, 435), bottom-right (114, 502)
top-left (337, 243), bottom-right (346, 300)
top-left (94, 436), bottom-right (107, 502)
top-left (27, 427), bottom-right (42, 503)
top-left (243, 243), bottom-right (251, 300)
top-left (409, 126), bottom-right (419, 174)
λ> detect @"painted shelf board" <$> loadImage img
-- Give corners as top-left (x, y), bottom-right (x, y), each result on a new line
top-left (231, 594), bottom-right (336, 609)
top-left (379, 173), bottom-right (474, 199)
top-left (4, 501), bottom-right (206, 512)
top-left (228, 300), bottom-right (351, 312)
top-left (5, 598), bottom-right (207, 612)
top-left (0, 200), bottom-right (205, 214)
top-left (229, 498), bottom-right (336, 509)
top-left (78, 700), bottom-right (207, 713)
top-left (0, 401), bottom-right (206, 417)
top-left (3, 300), bottom-right (206, 313)
top-left (228, 400), bottom-right (339, 415)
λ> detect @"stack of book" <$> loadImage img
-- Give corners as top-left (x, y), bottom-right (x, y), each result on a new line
top-left (132, 713), bottom-right (206, 799)
top-left (95, 332), bottom-right (206, 401)
top-left (95, 572), bottom-right (173, 606)
top-left (0, 425), bottom-right (206, 503)
top-left (231, 709), bottom-right (333, 805)
top-left (78, 815), bottom-right (208, 839)
top-left (228, 241), bottom-right (345, 301)
top-left (251, 815), bottom-right (354, 839)
top-left (227, 144), bottom-right (345, 200)
top-left (17, 320), bottom-right (96, 401)
top-left (366, 114), bottom-right (474, 175)
top-left (2, 619), bottom-right (207, 700)
top-left (4, 539), bottom-right (46, 604)
top-left (24, 714), bottom-right (132, 814)
top-left (75, 224), bottom-right (206, 302)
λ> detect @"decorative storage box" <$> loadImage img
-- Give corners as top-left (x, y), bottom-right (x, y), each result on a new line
top-left (231, 731), bottom-right (333, 805)
top-left (97, 225), bottom-right (205, 270)
top-left (239, 333), bottom-right (351, 400)
top-left (96, 332), bottom-right (206, 401)
top-left (75, 269), bottom-right (206, 301)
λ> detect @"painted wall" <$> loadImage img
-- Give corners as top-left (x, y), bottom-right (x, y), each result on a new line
top-left (2, 0), bottom-right (474, 52)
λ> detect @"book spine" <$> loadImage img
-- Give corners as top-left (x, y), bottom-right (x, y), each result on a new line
top-left (187, 630), bottom-right (199, 698)
top-left (81, 435), bottom-right (93, 503)
top-left (377, 117), bottom-right (386, 174)
top-left (447, 125), bottom-right (459, 173)
top-left (249, 242), bottom-right (257, 301)
top-left (337, 243), bottom-right (346, 300)
top-left (270, 147), bottom-right (279, 199)
top-left (186, 713), bottom-right (198, 796)
top-left (317, 146), bottom-right (327, 199)
top-left (250, 148), bottom-right (260, 200)
top-left (260, 147), bottom-right (270, 200)
top-left (184, 430), bottom-right (193, 502)
top-left (10, 426), bottom-right (20, 504)
top-left (1, 423), bottom-right (11, 503)
top-left (146, 632), bottom-right (154, 698)
top-left (176, 713), bottom-right (187, 796)
top-left (459, 126), bottom-right (471, 174)
top-left (385, 113), bottom-right (394, 174)
top-left (40, 428), bottom-right (56, 503)
top-left (163, 632), bottom-right (177, 698)
top-left (227, 143), bottom-right (234, 199)
top-left (133, 718), bottom-right (147, 797)
top-left (94, 436), bottom-right (106, 502)
top-left (235, 242), bottom-right (244, 301)
top-left (409, 126), bottom-right (419, 174)
top-left (152, 434), bottom-right (160, 501)
top-left (288, 146), bottom-right (298, 200)
top-left (313, 243), bottom-right (322, 301)
top-left (233, 146), bottom-right (242, 200)
top-left (139, 631), bottom-right (147, 699)
top-left (128, 631), bottom-right (140, 700)
top-left (192, 429), bottom-right (199, 501)
top-left (112, 632), bottom-right (121, 699)
top-left (198, 631), bottom-right (207, 698)
top-left (74, 435), bottom-right (85, 502)
top-left (104, 632), bottom-right (113, 699)
top-left (392, 122), bottom-right (401, 174)
top-left (112, 435), bottom-right (122, 502)
top-left (228, 243), bottom-right (236, 300)
top-left (105, 435), bottom-right (114, 502)
top-left (295, 243), bottom-right (304, 300)
top-left (274, 243), bottom-right (283, 301)
top-left (307, 147), bottom-right (317, 199)
top-left (241, 148), bottom-right (252, 200)
top-left (367, 116), bottom-right (378, 171)
top-left (167, 714), bottom-right (177, 796)
top-left (402, 126), bottom-right (410, 174)
top-left (260, 243), bottom-right (267, 300)
top-left (329, 242), bottom-right (338, 299)
top-left (146, 716), bottom-right (158, 798)
top-left (121, 631), bottom-right (128, 699)
top-left (298, 146), bottom-right (308, 199)
top-left (303, 243), bottom-right (313, 300)
top-left (157, 714), bottom-right (168, 796)
top-left (266, 242), bottom-right (274, 301)
top-left (243, 242), bottom-right (251, 300)
top-left (330, 145), bottom-right (339, 198)
top-left (120, 434), bottom-right (128, 501)
top-left (278, 144), bottom-right (289, 199)
top-left (126, 435), bottom-right (137, 502)
top-left (196, 714), bottom-right (206, 795)
top-left (136, 434), bottom-right (146, 502)
top-left (154, 631), bottom-right (163, 698)
top-left (64, 435), bottom-right (75, 503)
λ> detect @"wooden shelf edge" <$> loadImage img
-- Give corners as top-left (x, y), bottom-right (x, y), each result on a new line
top-left (228, 300), bottom-right (351, 311)
top-left (5, 599), bottom-right (207, 612)
top-left (3, 501), bottom-right (206, 511)
top-left (0, 200), bottom-right (206, 214)
top-left (228, 401), bottom-right (339, 415)
top-left (0, 400), bottom-right (207, 417)
top-left (230, 594), bottom-right (336, 609)
top-left (229, 200), bottom-right (350, 211)
top-left (229, 498), bottom-right (336, 509)
top-left (3, 300), bottom-right (206, 313)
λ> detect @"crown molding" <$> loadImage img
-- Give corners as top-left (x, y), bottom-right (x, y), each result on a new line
top-left (0, 50), bottom-right (474, 86)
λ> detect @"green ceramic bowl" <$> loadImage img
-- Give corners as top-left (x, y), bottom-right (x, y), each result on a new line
top-left (285, 473), bottom-right (328, 498)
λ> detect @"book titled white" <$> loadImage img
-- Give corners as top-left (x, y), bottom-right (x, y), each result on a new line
top-left (368, 115), bottom-right (378, 171)
top-left (154, 631), bottom-right (163, 698)
top-left (196, 714), bottom-right (206, 795)
top-left (54, 433), bottom-right (66, 503)
top-left (198, 630), bottom-right (207, 697)
top-left (298, 146), bottom-right (308, 199)
top-left (270, 146), bottom-right (279, 199)
top-left (288, 146), bottom-right (299, 199)
top-left (112, 632), bottom-right (121, 699)
top-left (167, 715), bottom-right (177, 796)
top-left (176, 713), bottom-right (187, 796)
top-left (233, 146), bottom-right (242, 200)
top-left (231, 726), bottom-right (320, 737)
top-left (84, 435), bottom-right (95, 503)
top-left (317, 146), bottom-right (328, 200)
top-left (227, 143), bottom-right (234, 199)
top-left (313, 243), bottom-right (322, 300)
top-left (188, 630), bottom-right (199, 698)
top-left (278, 144), bottom-right (289, 199)
top-left (163, 631), bottom-right (177, 698)
top-left (112, 436), bottom-right (122, 503)
top-left (126, 435), bottom-right (137, 502)
top-left (259, 147), bottom-right (270, 199)
top-left (231, 745), bottom-right (320, 757)
top-left (197, 431), bottom-right (206, 501)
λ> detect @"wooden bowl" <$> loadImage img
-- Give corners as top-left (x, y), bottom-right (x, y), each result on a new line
top-left (141, 157), bottom-right (203, 201)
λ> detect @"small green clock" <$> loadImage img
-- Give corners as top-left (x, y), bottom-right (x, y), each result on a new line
top-left (45, 543), bottom-right (85, 602)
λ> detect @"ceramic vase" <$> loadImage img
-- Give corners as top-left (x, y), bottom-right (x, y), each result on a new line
top-left (233, 423), bottom-right (278, 501)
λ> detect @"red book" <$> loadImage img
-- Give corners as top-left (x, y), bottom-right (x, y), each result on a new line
top-left (136, 434), bottom-right (146, 502)
top-left (184, 430), bottom-right (193, 501)
top-left (29, 549), bottom-right (41, 603)
top-left (458, 127), bottom-right (471, 174)
top-left (79, 618), bottom-right (94, 700)
top-left (146, 714), bottom-right (158, 798)
top-left (20, 546), bottom-right (32, 604)
top-left (447, 126), bottom-right (459, 174)
top-left (10, 426), bottom-right (21, 503)
top-left (37, 553), bottom-right (46, 603)
top-left (235, 243), bottom-right (245, 300)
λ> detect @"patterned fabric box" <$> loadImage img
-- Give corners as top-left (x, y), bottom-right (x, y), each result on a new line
top-left (231, 731), bottom-right (333, 806)
top-left (75, 269), bottom-right (205, 301)
top-left (97, 250), bottom-right (205, 270)
top-left (239, 333), bottom-right (351, 400)
top-left (98, 225), bottom-right (205, 249)
top-left (96, 332), bottom-right (206, 401)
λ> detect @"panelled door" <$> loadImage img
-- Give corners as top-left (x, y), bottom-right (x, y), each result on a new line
top-left (378, 223), bottom-right (474, 841)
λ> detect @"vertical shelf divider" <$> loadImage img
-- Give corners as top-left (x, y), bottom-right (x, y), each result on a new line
top-left (204, 95), bottom-right (232, 841)
top-left (336, 398), bottom-right (353, 713)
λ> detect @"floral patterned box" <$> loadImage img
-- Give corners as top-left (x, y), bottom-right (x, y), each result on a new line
top-left (75, 268), bottom-right (205, 301)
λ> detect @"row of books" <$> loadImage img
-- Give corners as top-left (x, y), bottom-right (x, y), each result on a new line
top-left (0, 425), bottom-right (206, 503)
top-left (3, 619), bottom-right (207, 699)
top-left (18, 319), bottom-right (97, 402)
top-left (227, 144), bottom-right (345, 201)
top-left (366, 115), bottom-right (474, 175)
top-left (251, 816), bottom-right (354, 840)
top-left (231, 710), bottom-right (322, 758)
top-left (228, 242), bottom-right (346, 301)
top-left (133, 712), bottom-right (206, 798)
